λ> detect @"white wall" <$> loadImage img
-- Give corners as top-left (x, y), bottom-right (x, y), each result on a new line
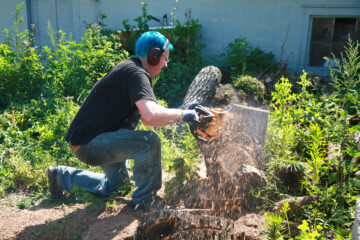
top-left (1, 0), bottom-right (359, 75)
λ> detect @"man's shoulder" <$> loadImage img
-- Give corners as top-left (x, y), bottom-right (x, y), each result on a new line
top-left (110, 57), bottom-right (148, 78)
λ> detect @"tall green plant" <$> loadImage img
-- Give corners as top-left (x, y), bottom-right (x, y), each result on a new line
top-left (0, 3), bottom-right (45, 108)
top-left (43, 23), bottom-right (128, 102)
top-left (266, 77), bottom-right (301, 172)
top-left (265, 40), bottom-right (360, 238)
top-left (328, 39), bottom-right (360, 116)
top-left (220, 37), bottom-right (277, 82)
top-left (305, 122), bottom-right (326, 185)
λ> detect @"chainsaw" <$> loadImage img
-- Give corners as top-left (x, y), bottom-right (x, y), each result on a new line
top-left (189, 105), bottom-right (226, 142)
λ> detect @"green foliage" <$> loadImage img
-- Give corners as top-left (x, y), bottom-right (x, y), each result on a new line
top-left (264, 212), bottom-right (286, 239)
top-left (220, 37), bottom-right (278, 82)
top-left (43, 23), bottom-right (128, 103)
top-left (265, 39), bottom-right (360, 237)
top-left (0, 5), bottom-right (128, 197)
top-left (296, 220), bottom-right (324, 240)
top-left (327, 38), bottom-right (360, 116)
top-left (0, 2), bottom-right (45, 108)
top-left (265, 76), bottom-right (300, 177)
top-left (305, 122), bottom-right (326, 185)
top-left (0, 97), bottom-right (83, 195)
top-left (232, 75), bottom-right (265, 101)
top-left (263, 202), bottom-right (291, 239)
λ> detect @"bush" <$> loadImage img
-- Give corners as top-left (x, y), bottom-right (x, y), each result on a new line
top-left (232, 75), bottom-right (265, 101)
top-left (264, 40), bottom-right (360, 238)
top-left (220, 37), bottom-right (278, 82)
top-left (0, 96), bottom-right (85, 194)
top-left (0, 3), bottom-right (45, 108)
top-left (43, 23), bottom-right (128, 103)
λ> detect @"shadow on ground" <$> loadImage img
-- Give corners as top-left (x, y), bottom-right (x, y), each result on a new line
top-left (13, 196), bottom-right (143, 240)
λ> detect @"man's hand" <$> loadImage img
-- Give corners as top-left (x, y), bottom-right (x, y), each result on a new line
top-left (186, 102), bottom-right (200, 110)
top-left (182, 109), bottom-right (199, 124)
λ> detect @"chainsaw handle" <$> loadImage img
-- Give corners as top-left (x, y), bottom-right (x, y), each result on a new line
top-left (194, 105), bottom-right (214, 119)
top-left (182, 109), bottom-right (201, 124)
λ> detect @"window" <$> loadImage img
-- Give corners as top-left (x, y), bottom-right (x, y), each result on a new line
top-left (309, 17), bottom-right (360, 67)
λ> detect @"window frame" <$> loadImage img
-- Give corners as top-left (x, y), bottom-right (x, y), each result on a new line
top-left (300, 4), bottom-right (360, 75)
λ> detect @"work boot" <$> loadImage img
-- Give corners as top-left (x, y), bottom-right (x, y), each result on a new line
top-left (48, 166), bottom-right (63, 198)
top-left (133, 195), bottom-right (171, 212)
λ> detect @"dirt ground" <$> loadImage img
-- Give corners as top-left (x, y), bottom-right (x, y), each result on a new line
top-left (0, 192), bottom-right (266, 240)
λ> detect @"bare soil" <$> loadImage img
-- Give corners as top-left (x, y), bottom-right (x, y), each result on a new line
top-left (0, 192), bottom-right (266, 240)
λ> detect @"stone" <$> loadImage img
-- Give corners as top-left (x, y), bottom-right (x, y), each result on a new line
top-left (274, 195), bottom-right (318, 216)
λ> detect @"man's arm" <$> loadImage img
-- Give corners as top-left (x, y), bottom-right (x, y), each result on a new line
top-left (135, 99), bottom-right (183, 127)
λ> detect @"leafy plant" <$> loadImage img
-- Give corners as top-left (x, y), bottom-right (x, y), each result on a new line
top-left (219, 37), bottom-right (278, 82)
top-left (305, 122), bottom-right (326, 185)
top-left (265, 39), bottom-right (360, 238)
top-left (263, 202), bottom-right (291, 239)
top-left (43, 23), bottom-right (128, 102)
top-left (232, 75), bottom-right (265, 101)
top-left (296, 220), bottom-right (324, 240)
top-left (0, 2), bottom-right (45, 108)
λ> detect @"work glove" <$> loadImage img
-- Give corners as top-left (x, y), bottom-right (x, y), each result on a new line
top-left (182, 109), bottom-right (200, 124)
top-left (186, 102), bottom-right (200, 110)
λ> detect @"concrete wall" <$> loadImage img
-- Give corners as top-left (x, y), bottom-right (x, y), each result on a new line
top-left (1, 0), bottom-right (359, 75)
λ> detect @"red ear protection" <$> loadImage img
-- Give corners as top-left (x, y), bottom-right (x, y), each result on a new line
top-left (147, 39), bottom-right (169, 66)
top-left (147, 48), bottom-right (162, 66)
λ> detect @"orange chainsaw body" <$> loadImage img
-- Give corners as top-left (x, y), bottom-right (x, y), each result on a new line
top-left (194, 106), bottom-right (226, 141)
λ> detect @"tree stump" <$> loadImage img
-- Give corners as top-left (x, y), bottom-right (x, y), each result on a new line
top-left (132, 209), bottom-right (234, 240)
top-left (181, 66), bottom-right (269, 219)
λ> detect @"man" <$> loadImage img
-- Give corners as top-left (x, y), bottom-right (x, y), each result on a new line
top-left (48, 31), bottom-right (198, 211)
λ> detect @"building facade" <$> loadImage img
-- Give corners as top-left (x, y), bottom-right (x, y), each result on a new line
top-left (1, 0), bottom-right (360, 75)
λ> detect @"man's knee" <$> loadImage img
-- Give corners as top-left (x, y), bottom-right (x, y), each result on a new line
top-left (148, 131), bottom-right (160, 148)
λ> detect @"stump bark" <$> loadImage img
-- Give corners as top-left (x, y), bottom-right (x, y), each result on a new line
top-left (181, 66), bottom-right (222, 108)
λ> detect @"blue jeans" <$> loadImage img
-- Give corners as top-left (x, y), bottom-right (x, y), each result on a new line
top-left (56, 128), bottom-right (162, 205)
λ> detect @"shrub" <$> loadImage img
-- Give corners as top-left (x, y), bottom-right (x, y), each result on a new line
top-left (264, 40), bottom-right (360, 238)
top-left (0, 3), bottom-right (45, 108)
top-left (43, 23), bottom-right (128, 103)
top-left (232, 75), bottom-right (265, 101)
top-left (0, 96), bottom-right (84, 194)
top-left (220, 37), bottom-right (278, 82)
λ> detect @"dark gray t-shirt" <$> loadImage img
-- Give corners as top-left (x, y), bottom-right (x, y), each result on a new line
top-left (66, 57), bottom-right (156, 145)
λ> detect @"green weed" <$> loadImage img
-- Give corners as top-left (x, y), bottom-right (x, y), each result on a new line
top-left (265, 39), bottom-right (360, 238)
